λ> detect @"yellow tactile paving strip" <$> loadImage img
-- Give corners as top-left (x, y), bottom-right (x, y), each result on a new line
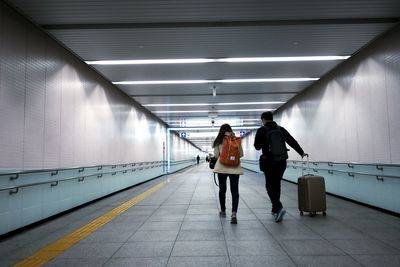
top-left (13, 179), bottom-right (170, 267)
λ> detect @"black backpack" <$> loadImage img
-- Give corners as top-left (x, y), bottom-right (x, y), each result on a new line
top-left (265, 125), bottom-right (288, 161)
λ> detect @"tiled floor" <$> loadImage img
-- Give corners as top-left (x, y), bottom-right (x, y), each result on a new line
top-left (0, 164), bottom-right (399, 266)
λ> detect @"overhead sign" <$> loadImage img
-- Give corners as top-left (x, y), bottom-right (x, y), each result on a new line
top-left (239, 130), bottom-right (246, 137)
top-left (180, 132), bottom-right (187, 138)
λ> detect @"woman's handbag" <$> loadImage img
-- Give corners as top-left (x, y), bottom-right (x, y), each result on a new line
top-left (208, 157), bottom-right (219, 187)
top-left (209, 157), bottom-right (217, 169)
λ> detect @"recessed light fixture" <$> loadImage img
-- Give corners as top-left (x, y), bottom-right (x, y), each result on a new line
top-left (219, 78), bottom-right (318, 83)
top-left (219, 56), bottom-right (349, 62)
top-left (153, 109), bottom-right (274, 114)
top-left (86, 56), bottom-right (349, 65)
top-left (144, 101), bottom-right (285, 107)
top-left (169, 126), bottom-right (260, 130)
top-left (242, 118), bottom-right (262, 121)
top-left (86, 59), bottom-right (215, 65)
top-left (113, 78), bottom-right (318, 85)
top-left (114, 80), bottom-right (209, 85)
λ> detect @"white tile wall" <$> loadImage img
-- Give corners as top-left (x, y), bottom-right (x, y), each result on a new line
top-left (0, 5), bottom-right (26, 169)
top-left (272, 25), bottom-right (400, 165)
top-left (241, 25), bottom-right (400, 166)
top-left (0, 3), bottom-right (195, 170)
top-left (170, 133), bottom-right (200, 161)
top-left (23, 27), bottom-right (47, 169)
top-left (60, 63), bottom-right (76, 167)
top-left (0, 2), bottom-right (202, 235)
top-left (385, 36), bottom-right (400, 163)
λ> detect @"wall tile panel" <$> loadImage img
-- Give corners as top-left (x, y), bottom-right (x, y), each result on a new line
top-left (22, 27), bottom-right (46, 169)
top-left (43, 44), bottom-right (62, 168)
top-left (340, 72), bottom-right (360, 162)
top-left (384, 35), bottom-right (400, 163)
top-left (274, 25), bottom-right (400, 165)
top-left (0, 6), bottom-right (26, 168)
top-left (72, 70), bottom-right (86, 166)
top-left (0, 3), bottom-right (198, 172)
top-left (332, 78), bottom-right (347, 162)
top-left (59, 60), bottom-right (76, 167)
top-left (366, 53), bottom-right (391, 163)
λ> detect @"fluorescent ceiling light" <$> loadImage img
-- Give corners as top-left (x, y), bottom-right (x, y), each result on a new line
top-left (86, 59), bottom-right (215, 65)
top-left (220, 78), bottom-right (318, 83)
top-left (169, 126), bottom-right (260, 130)
top-left (153, 109), bottom-right (274, 114)
top-left (169, 118), bottom-right (243, 127)
top-left (219, 56), bottom-right (350, 62)
top-left (144, 101), bottom-right (285, 107)
top-left (242, 118), bottom-right (262, 121)
top-left (114, 78), bottom-right (318, 85)
top-left (242, 122), bottom-right (262, 125)
top-left (183, 132), bottom-right (219, 138)
top-left (114, 80), bottom-right (209, 85)
top-left (87, 56), bottom-right (349, 65)
top-left (217, 101), bottom-right (285, 105)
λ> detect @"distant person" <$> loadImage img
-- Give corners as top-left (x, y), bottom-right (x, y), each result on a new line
top-left (254, 111), bottom-right (307, 223)
top-left (196, 155), bottom-right (200, 164)
top-left (212, 124), bottom-right (243, 224)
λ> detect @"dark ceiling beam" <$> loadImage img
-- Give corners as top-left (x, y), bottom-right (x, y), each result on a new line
top-left (42, 18), bottom-right (399, 30)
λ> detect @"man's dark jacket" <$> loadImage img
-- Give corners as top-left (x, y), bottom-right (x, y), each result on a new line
top-left (254, 121), bottom-right (304, 159)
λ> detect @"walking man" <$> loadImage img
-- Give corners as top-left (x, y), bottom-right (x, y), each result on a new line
top-left (254, 111), bottom-right (307, 222)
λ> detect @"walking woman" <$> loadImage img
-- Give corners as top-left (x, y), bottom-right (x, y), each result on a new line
top-left (212, 124), bottom-right (244, 224)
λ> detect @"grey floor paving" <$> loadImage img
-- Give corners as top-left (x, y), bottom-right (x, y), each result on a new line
top-left (0, 164), bottom-right (399, 267)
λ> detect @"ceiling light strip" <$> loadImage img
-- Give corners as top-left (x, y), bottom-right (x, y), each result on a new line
top-left (87, 56), bottom-right (349, 65)
top-left (169, 126), bottom-right (260, 130)
top-left (114, 80), bottom-right (209, 85)
top-left (144, 101), bottom-right (285, 107)
top-left (114, 78), bottom-right (318, 85)
top-left (153, 109), bottom-right (274, 114)
top-left (219, 56), bottom-right (350, 62)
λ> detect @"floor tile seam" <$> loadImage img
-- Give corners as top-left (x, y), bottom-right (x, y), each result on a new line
top-left (324, 237), bottom-right (400, 252)
top-left (263, 179), bottom-right (386, 262)
top-left (211, 174), bottom-right (232, 267)
top-left (238, 178), bottom-right (273, 209)
top-left (290, 215), bottom-right (373, 265)
top-left (14, 173), bottom-right (184, 267)
top-left (160, 169), bottom-right (199, 266)
top-left (104, 173), bottom-right (189, 265)
top-left (355, 228), bottom-right (400, 245)
top-left (238, 193), bottom-right (299, 266)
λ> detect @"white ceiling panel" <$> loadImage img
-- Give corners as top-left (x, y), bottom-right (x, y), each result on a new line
top-left (8, 0), bottom-right (400, 24)
top-left (6, 0), bottom-right (400, 150)
top-left (92, 61), bottom-right (341, 81)
top-left (118, 82), bottom-right (312, 96)
top-left (47, 24), bottom-right (393, 59)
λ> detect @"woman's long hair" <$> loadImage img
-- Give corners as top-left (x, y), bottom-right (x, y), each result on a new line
top-left (213, 124), bottom-right (233, 148)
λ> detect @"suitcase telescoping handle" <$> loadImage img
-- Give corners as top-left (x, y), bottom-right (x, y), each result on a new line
top-left (301, 154), bottom-right (310, 176)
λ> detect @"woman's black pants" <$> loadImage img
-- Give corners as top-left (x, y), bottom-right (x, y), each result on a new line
top-left (217, 173), bottom-right (240, 212)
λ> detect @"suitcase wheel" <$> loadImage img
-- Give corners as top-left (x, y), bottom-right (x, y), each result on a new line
top-left (300, 211), bottom-right (304, 216)
top-left (323, 211), bottom-right (326, 216)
